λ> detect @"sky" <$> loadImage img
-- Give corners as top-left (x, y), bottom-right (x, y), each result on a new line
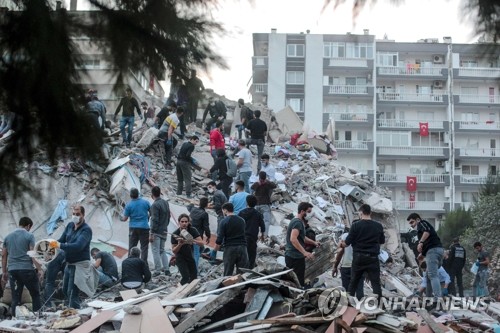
top-left (67, 0), bottom-right (478, 101)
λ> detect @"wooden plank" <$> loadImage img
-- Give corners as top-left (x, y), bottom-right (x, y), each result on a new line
top-left (120, 313), bottom-right (142, 333)
top-left (245, 288), bottom-right (271, 321)
top-left (417, 310), bottom-right (446, 333)
top-left (249, 317), bottom-right (330, 326)
top-left (291, 325), bottom-right (317, 333)
top-left (140, 298), bottom-right (175, 333)
top-left (342, 307), bottom-right (359, 326)
top-left (194, 310), bottom-right (259, 333)
top-left (168, 313), bottom-right (179, 326)
top-left (164, 279), bottom-right (200, 316)
top-left (257, 295), bottom-right (274, 320)
top-left (174, 287), bottom-right (243, 333)
top-left (160, 296), bottom-right (208, 306)
top-left (120, 290), bottom-right (138, 301)
top-left (104, 292), bottom-right (160, 311)
top-left (69, 310), bottom-right (116, 333)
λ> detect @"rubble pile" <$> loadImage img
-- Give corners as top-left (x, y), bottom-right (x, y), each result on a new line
top-left (0, 94), bottom-right (499, 332)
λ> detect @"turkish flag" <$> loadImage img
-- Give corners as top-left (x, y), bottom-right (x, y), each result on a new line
top-left (409, 192), bottom-right (416, 209)
top-left (407, 176), bottom-right (417, 192)
top-left (419, 122), bottom-right (429, 136)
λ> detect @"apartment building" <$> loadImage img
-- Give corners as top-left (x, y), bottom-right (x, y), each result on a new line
top-left (251, 30), bottom-right (500, 230)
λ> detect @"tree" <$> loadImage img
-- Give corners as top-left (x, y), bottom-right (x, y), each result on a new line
top-left (0, 0), bottom-right (225, 198)
top-left (480, 171), bottom-right (500, 196)
top-left (437, 207), bottom-right (474, 248)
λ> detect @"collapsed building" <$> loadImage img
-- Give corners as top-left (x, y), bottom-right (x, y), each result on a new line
top-left (0, 93), bottom-right (498, 332)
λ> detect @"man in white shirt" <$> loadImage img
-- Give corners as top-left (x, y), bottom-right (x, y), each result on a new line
top-left (259, 154), bottom-right (276, 182)
top-left (236, 139), bottom-right (252, 193)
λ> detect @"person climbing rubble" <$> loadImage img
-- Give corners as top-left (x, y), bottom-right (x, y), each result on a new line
top-left (415, 261), bottom-right (450, 297)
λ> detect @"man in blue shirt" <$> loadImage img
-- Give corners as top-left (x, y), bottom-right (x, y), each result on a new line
top-left (417, 262), bottom-right (451, 296)
top-left (121, 188), bottom-right (151, 262)
top-left (229, 180), bottom-right (249, 215)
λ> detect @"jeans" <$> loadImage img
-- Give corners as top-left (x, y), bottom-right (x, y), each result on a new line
top-left (223, 245), bottom-right (249, 276)
top-left (129, 228), bottom-right (150, 262)
top-left (164, 137), bottom-right (178, 166)
top-left (448, 265), bottom-right (464, 296)
top-left (193, 244), bottom-right (201, 270)
top-left (151, 234), bottom-right (169, 272)
top-left (340, 267), bottom-right (364, 299)
top-left (238, 171), bottom-right (252, 193)
top-left (425, 247), bottom-right (444, 297)
top-left (246, 237), bottom-right (258, 269)
top-left (237, 125), bottom-right (246, 140)
top-left (256, 204), bottom-right (272, 236)
top-left (63, 265), bottom-right (81, 309)
top-left (176, 255), bottom-right (197, 285)
top-left (285, 256), bottom-right (306, 287)
top-left (473, 269), bottom-right (489, 297)
top-left (119, 116), bottom-right (135, 145)
top-left (247, 139), bottom-right (265, 172)
top-left (349, 252), bottom-right (382, 300)
top-left (44, 251), bottom-right (66, 305)
top-left (96, 268), bottom-right (115, 288)
top-left (9, 269), bottom-right (41, 316)
top-left (176, 160), bottom-right (193, 196)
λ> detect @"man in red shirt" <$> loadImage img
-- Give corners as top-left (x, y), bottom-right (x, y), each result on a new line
top-left (210, 120), bottom-right (225, 161)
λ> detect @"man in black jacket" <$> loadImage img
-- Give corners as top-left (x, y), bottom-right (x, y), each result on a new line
top-left (245, 110), bottom-right (267, 172)
top-left (188, 197), bottom-right (210, 268)
top-left (202, 97), bottom-right (227, 132)
top-left (448, 237), bottom-right (466, 296)
top-left (238, 195), bottom-right (265, 268)
top-left (176, 135), bottom-right (199, 198)
top-left (209, 149), bottom-right (233, 198)
top-left (114, 87), bottom-right (142, 147)
top-left (149, 186), bottom-right (171, 276)
top-left (121, 247), bottom-right (151, 289)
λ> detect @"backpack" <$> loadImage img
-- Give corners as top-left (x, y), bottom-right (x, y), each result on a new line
top-left (245, 107), bottom-right (254, 121)
top-left (225, 157), bottom-right (237, 177)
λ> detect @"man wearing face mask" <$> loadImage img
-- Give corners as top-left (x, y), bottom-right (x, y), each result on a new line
top-left (49, 205), bottom-right (95, 309)
top-left (285, 202), bottom-right (320, 287)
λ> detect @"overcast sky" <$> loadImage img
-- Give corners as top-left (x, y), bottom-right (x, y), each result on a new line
top-left (67, 0), bottom-right (477, 102)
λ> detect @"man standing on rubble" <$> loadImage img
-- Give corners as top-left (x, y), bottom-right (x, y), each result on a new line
top-left (407, 212), bottom-right (444, 297)
top-left (472, 242), bottom-right (490, 297)
top-left (215, 203), bottom-right (249, 276)
top-left (2, 217), bottom-right (42, 316)
top-left (158, 107), bottom-right (184, 169)
top-left (251, 171), bottom-right (276, 238)
top-left (229, 180), bottom-right (249, 215)
top-left (176, 135), bottom-right (200, 199)
top-left (236, 139), bottom-right (252, 193)
top-left (285, 202), bottom-right (321, 287)
top-left (210, 120), bottom-right (225, 162)
top-left (245, 110), bottom-right (267, 172)
top-left (238, 195), bottom-right (265, 268)
top-left (149, 186), bottom-right (171, 276)
top-left (114, 87), bottom-right (142, 147)
top-left (121, 188), bottom-right (151, 262)
top-left (207, 181), bottom-right (227, 223)
top-left (209, 149), bottom-right (233, 198)
top-left (448, 237), bottom-right (466, 297)
top-left (342, 204), bottom-right (385, 301)
top-left (259, 154), bottom-right (276, 182)
top-left (186, 69), bottom-right (205, 123)
top-left (188, 197), bottom-right (210, 268)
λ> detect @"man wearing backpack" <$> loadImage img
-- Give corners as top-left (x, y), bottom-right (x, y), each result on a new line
top-left (237, 99), bottom-right (253, 140)
top-left (209, 148), bottom-right (234, 198)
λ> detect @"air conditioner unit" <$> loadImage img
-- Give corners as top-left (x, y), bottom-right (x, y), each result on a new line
top-left (436, 160), bottom-right (445, 168)
top-left (433, 55), bottom-right (444, 64)
top-left (348, 187), bottom-right (366, 202)
top-left (433, 81), bottom-right (443, 88)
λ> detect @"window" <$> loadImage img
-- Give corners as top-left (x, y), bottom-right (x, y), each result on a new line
top-left (287, 44), bottom-right (305, 57)
top-left (461, 60), bottom-right (478, 67)
top-left (461, 86), bottom-right (478, 95)
top-left (334, 130), bottom-right (339, 141)
top-left (461, 192), bottom-right (479, 202)
top-left (286, 98), bottom-right (304, 112)
top-left (345, 43), bottom-right (373, 59)
top-left (286, 71), bottom-right (304, 84)
top-left (255, 57), bottom-right (265, 65)
top-left (323, 42), bottom-right (345, 58)
top-left (357, 131), bottom-right (368, 141)
top-left (345, 131), bottom-right (352, 141)
top-left (461, 112), bottom-right (479, 122)
top-left (376, 131), bottom-right (410, 146)
top-left (377, 52), bottom-right (398, 66)
top-left (410, 164), bottom-right (436, 174)
top-left (418, 191), bottom-right (435, 201)
top-left (462, 165), bottom-right (479, 175)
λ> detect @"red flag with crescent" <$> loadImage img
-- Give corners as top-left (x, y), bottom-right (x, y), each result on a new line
top-left (407, 176), bottom-right (417, 192)
top-left (419, 122), bottom-right (429, 136)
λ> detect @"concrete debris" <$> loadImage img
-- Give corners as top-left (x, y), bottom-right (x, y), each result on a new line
top-left (0, 92), bottom-right (499, 332)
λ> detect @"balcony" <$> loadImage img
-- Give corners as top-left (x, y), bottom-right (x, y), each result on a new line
top-left (455, 120), bottom-right (500, 132)
top-left (378, 119), bottom-right (445, 130)
top-left (394, 201), bottom-right (446, 211)
top-left (377, 92), bottom-right (447, 104)
top-left (378, 173), bottom-right (448, 185)
top-left (327, 85), bottom-right (370, 95)
top-left (334, 140), bottom-right (374, 154)
top-left (328, 112), bottom-right (374, 123)
top-left (253, 83), bottom-right (267, 94)
top-left (252, 56), bottom-right (268, 68)
top-left (378, 146), bottom-right (448, 158)
top-left (456, 67), bottom-right (500, 79)
top-left (454, 94), bottom-right (500, 105)
top-left (455, 175), bottom-right (489, 185)
top-left (378, 66), bottom-right (445, 77)
top-left (326, 58), bottom-right (371, 68)
top-left (456, 147), bottom-right (500, 158)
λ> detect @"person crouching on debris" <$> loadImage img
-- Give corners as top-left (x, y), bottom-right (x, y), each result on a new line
top-left (415, 261), bottom-right (450, 297)
top-left (121, 247), bottom-right (151, 289)
top-left (285, 202), bottom-right (320, 287)
top-left (171, 214), bottom-right (204, 285)
top-left (91, 248), bottom-right (119, 289)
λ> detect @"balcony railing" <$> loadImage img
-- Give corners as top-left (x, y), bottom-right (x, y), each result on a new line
top-left (378, 66), bottom-right (444, 76)
top-left (378, 119), bottom-right (444, 130)
top-left (458, 67), bottom-right (500, 78)
top-left (328, 112), bottom-right (372, 122)
top-left (377, 92), bottom-right (445, 102)
top-left (329, 85), bottom-right (368, 94)
top-left (457, 94), bottom-right (500, 104)
top-left (253, 83), bottom-right (267, 93)
top-left (457, 121), bottom-right (500, 130)
top-left (334, 140), bottom-right (370, 150)
top-left (459, 175), bottom-right (489, 184)
top-left (394, 201), bottom-right (446, 211)
top-left (329, 58), bottom-right (368, 67)
top-left (378, 173), bottom-right (446, 183)
top-left (458, 148), bottom-right (500, 157)
top-left (378, 146), bottom-right (445, 156)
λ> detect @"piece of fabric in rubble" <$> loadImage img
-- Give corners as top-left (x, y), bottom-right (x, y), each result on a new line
top-left (72, 260), bottom-right (99, 297)
top-left (46, 200), bottom-right (68, 235)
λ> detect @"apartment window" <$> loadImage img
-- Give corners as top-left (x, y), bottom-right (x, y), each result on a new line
top-left (286, 71), bottom-right (304, 84)
top-left (461, 60), bottom-right (478, 67)
top-left (323, 42), bottom-right (345, 58)
top-left (410, 164), bottom-right (436, 174)
top-left (377, 52), bottom-right (398, 66)
top-left (345, 131), bottom-right (352, 141)
top-left (417, 111), bottom-right (434, 120)
top-left (287, 44), bottom-right (305, 57)
top-left (376, 131), bottom-right (410, 146)
top-left (462, 165), bottom-right (479, 175)
top-left (461, 86), bottom-right (478, 95)
top-left (461, 192), bottom-right (479, 202)
top-left (418, 191), bottom-right (435, 201)
top-left (461, 112), bottom-right (479, 122)
top-left (335, 130), bottom-right (339, 141)
top-left (346, 43), bottom-right (373, 59)
top-left (286, 98), bottom-right (304, 112)
top-left (255, 57), bottom-right (265, 65)
top-left (357, 131), bottom-right (368, 141)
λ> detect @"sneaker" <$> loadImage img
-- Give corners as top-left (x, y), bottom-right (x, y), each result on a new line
top-left (164, 270), bottom-right (171, 276)
top-left (152, 271), bottom-right (161, 277)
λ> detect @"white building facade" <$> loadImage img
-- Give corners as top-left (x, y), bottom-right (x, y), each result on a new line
top-left (251, 30), bottom-right (500, 230)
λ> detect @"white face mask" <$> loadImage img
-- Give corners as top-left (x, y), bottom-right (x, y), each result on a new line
top-left (71, 215), bottom-right (80, 224)
top-left (208, 187), bottom-right (214, 194)
top-left (304, 211), bottom-right (313, 221)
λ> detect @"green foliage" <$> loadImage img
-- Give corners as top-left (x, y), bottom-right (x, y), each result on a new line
top-left (480, 171), bottom-right (500, 197)
top-left (438, 207), bottom-right (474, 248)
top-left (0, 0), bottom-right (225, 198)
